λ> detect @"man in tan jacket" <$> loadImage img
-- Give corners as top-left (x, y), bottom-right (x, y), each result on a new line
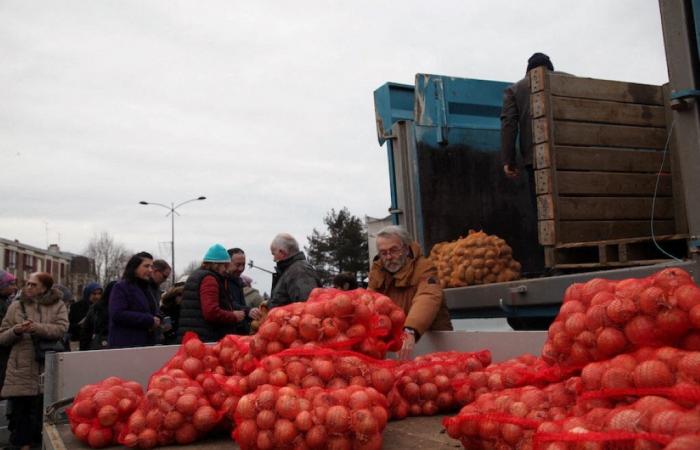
top-left (368, 226), bottom-right (452, 359)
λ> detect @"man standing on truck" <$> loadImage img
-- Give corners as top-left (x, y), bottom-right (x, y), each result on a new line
top-left (501, 52), bottom-right (554, 203)
top-left (368, 226), bottom-right (452, 360)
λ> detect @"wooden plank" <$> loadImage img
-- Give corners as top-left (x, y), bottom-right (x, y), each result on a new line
top-left (539, 220), bottom-right (556, 246)
top-left (557, 220), bottom-right (676, 243)
top-left (531, 91), bottom-right (548, 119)
top-left (556, 171), bottom-right (672, 196)
top-left (549, 74), bottom-right (664, 105)
top-left (533, 117), bottom-right (550, 144)
top-left (555, 233), bottom-right (687, 249)
top-left (537, 195), bottom-right (555, 220)
top-left (544, 247), bottom-right (556, 267)
top-left (553, 259), bottom-right (675, 269)
top-left (553, 146), bottom-right (668, 173)
top-left (530, 66), bottom-right (547, 93)
top-left (534, 169), bottom-right (553, 194)
top-left (534, 143), bottom-right (551, 169)
top-left (556, 197), bottom-right (675, 220)
top-left (551, 96), bottom-right (666, 127)
top-left (553, 121), bottom-right (667, 149)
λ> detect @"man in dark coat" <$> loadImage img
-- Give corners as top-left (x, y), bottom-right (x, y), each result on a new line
top-left (267, 233), bottom-right (321, 308)
top-left (225, 248), bottom-right (251, 335)
top-left (69, 282), bottom-right (102, 349)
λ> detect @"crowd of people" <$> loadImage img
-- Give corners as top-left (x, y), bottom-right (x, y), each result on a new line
top-left (0, 226), bottom-right (453, 449)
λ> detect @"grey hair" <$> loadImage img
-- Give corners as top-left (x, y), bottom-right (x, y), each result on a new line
top-left (376, 225), bottom-right (412, 248)
top-left (271, 233), bottom-right (300, 254)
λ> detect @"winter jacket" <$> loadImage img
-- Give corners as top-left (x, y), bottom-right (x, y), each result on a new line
top-left (226, 276), bottom-right (251, 335)
top-left (108, 279), bottom-right (158, 348)
top-left (268, 252), bottom-right (321, 308)
top-left (368, 242), bottom-right (452, 336)
top-left (68, 282), bottom-right (100, 341)
top-left (0, 287), bottom-right (68, 397)
top-left (178, 269), bottom-right (243, 342)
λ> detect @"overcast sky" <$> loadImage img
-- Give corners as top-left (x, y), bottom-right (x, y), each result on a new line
top-left (0, 1), bottom-right (669, 293)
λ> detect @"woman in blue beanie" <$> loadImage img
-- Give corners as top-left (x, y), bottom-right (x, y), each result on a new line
top-left (177, 244), bottom-right (247, 342)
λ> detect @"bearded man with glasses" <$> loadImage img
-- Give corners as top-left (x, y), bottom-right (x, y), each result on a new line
top-left (368, 226), bottom-right (452, 360)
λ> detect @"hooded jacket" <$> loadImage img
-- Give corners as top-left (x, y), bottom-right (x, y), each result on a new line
top-left (68, 282), bottom-right (101, 341)
top-left (269, 252), bottom-right (321, 308)
top-left (0, 287), bottom-right (68, 397)
top-left (368, 242), bottom-right (453, 336)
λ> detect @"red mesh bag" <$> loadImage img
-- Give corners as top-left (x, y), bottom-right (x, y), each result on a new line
top-left (443, 379), bottom-right (581, 449)
top-left (232, 384), bottom-right (389, 450)
top-left (578, 347), bottom-right (700, 405)
top-left (157, 332), bottom-right (257, 381)
top-left (533, 395), bottom-right (700, 449)
top-left (67, 376), bottom-right (144, 448)
top-left (387, 350), bottom-right (492, 419)
top-left (119, 371), bottom-right (223, 448)
top-left (249, 288), bottom-right (405, 359)
top-left (542, 268), bottom-right (700, 369)
top-left (242, 347), bottom-right (398, 395)
top-left (452, 353), bottom-right (574, 404)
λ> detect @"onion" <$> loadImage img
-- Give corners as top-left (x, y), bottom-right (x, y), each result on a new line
top-left (596, 327), bottom-right (627, 357)
top-left (259, 321), bottom-right (280, 341)
top-left (607, 409), bottom-right (643, 432)
top-left (624, 315), bottom-right (657, 345)
top-left (678, 353), bottom-right (700, 382)
top-left (351, 408), bottom-right (378, 435)
top-left (606, 298), bottom-right (637, 324)
top-left (273, 419), bottom-right (297, 446)
top-left (370, 368), bottom-right (394, 394)
top-left (633, 360), bottom-right (674, 388)
top-left (325, 405), bottom-right (350, 433)
top-left (305, 424), bottom-right (328, 448)
top-left (564, 312), bottom-right (587, 337)
top-left (276, 394), bottom-right (301, 420)
top-left (656, 308), bottom-right (690, 340)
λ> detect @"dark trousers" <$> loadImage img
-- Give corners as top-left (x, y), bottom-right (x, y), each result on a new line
top-left (7, 395), bottom-right (43, 447)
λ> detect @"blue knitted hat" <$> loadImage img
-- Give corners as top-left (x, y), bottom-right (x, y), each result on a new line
top-left (203, 244), bottom-right (231, 263)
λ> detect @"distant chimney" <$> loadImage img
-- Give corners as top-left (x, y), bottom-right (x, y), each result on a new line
top-left (48, 244), bottom-right (60, 253)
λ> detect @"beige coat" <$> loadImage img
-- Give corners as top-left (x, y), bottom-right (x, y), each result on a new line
top-left (368, 242), bottom-right (453, 336)
top-left (0, 287), bottom-right (68, 397)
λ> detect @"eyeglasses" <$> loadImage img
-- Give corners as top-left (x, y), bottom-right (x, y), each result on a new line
top-left (378, 246), bottom-right (405, 258)
top-left (26, 282), bottom-right (38, 287)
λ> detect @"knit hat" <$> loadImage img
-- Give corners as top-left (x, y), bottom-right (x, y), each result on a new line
top-left (527, 52), bottom-right (554, 73)
top-left (0, 271), bottom-right (17, 290)
top-left (203, 244), bottom-right (231, 263)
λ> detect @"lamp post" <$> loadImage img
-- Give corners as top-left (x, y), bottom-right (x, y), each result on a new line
top-left (139, 196), bottom-right (206, 283)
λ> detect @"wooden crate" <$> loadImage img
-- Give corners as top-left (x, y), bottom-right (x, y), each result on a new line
top-left (529, 67), bottom-right (688, 267)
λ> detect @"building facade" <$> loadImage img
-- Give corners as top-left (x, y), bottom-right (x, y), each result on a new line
top-left (0, 238), bottom-right (95, 300)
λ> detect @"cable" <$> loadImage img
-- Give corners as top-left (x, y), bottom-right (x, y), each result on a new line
top-left (650, 117), bottom-right (683, 261)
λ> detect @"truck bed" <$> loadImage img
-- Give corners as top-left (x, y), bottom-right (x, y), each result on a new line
top-left (47, 415), bottom-right (459, 450)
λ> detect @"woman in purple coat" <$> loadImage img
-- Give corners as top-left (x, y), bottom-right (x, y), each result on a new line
top-left (108, 252), bottom-right (161, 348)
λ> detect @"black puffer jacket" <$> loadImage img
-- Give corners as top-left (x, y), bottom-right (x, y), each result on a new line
top-left (177, 269), bottom-right (240, 343)
top-left (269, 252), bottom-right (321, 308)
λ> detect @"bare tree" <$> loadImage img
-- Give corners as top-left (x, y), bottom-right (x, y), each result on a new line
top-left (84, 232), bottom-right (131, 286)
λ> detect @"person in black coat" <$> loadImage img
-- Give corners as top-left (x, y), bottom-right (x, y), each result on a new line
top-left (69, 282), bottom-right (102, 350)
top-left (82, 281), bottom-right (116, 350)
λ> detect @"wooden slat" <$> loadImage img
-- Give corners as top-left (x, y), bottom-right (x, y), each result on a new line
top-left (552, 146), bottom-right (668, 172)
top-left (534, 169), bottom-right (553, 194)
top-left (555, 233), bottom-right (687, 249)
top-left (534, 143), bottom-right (552, 169)
top-left (537, 195), bottom-right (555, 220)
top-left (556, 197), bottom-right (674, 220)
top-left (549, 74), bottom-right (664, 105)
top-left (557, 220), bottom-right (676, 243)
top-left (556, 171), bottom-right (672, 196)
top-left (551, 97), bottom-right (666, 127)
top-left (531, 92), bottom-right (548, 119)
top-left (539, 220), bottom-right (556, 246)
top-left (530, 66), bottom-right (548, 93)
top-left (554, 122), bottom-right (667, 149)
top-left (533, 117), bottom-right (550, 144)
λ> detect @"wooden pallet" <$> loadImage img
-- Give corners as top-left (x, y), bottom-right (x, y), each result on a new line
top-left (544, 234), bottom-right (688, 269)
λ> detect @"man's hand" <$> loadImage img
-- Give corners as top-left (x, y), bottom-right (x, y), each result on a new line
top-left (503, 164), bottom-right (519, 178)
top-left (233, 310), bottom-right (245, 322)
top-left (152, 316), bottom-right (161, 329)
top-left (249, 308), bottom-right (262, 320)
top-left (398, 331), bottom-right (416, 361)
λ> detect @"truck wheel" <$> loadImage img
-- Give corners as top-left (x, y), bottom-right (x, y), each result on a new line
top-left (507, 316), bottom-right (554, 331)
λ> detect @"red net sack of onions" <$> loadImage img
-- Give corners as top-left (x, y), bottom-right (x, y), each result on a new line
top-left (250, 288), bottom-right (406, 359)
top-left (542, 268), bottom-right (700, 369)
top-left (67, 376), bottom-right (144, 448)
top-left (119, 372), bottom-right (223, 448)
top-left (452, 353), bottom-right (573, 405)
top-left (578, 347), bottom-right (700, 403)
top-left (158, 332), bottom-right (257, 381)
top-left (232, 384), bottom-right (389, 450)
top-left (533, 395), bottom-right (700, 450)
top-left (388, 350), bottom-right (491, 419)
top-left (443, 378), bottom-right (582, 449)
top-left (244, 347), bottom-right (398, 395)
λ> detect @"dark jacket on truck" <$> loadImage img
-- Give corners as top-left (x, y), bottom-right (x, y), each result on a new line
top-left (268, 252), bottom-right (322, 308)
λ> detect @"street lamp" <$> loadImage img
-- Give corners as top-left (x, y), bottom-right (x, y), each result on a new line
top-left (139, 196), bottom-right (206, 283)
